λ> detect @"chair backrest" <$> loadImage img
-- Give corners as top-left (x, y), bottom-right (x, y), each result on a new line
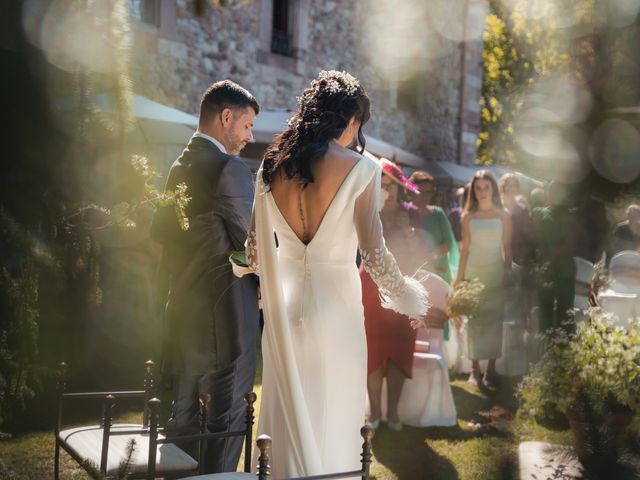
top-left (55, 360), bottom-right (156, 478)
top-left (255, 425), bottom-right (375, 480)
top-left (418, 327), bottom-right (444, 354)
top-left (150, 391), bottom-right (258, 477)
top-left (609, 250), bottom-right (640, 294)
top-left (417, 271), bottom-right (450, 311)
top-left (574, 256), bottom-right (594, 285)
top-left (55, 362), bottom-right (258, 479)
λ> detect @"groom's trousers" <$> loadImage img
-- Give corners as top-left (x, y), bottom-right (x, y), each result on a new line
top-left (166, 348), bottom-right (256, 473)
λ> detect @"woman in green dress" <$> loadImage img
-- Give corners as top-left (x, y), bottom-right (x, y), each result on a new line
top-left (456, 170), bottom-right (512, 388)
top-left (407, 171), bottom-right (459, 284)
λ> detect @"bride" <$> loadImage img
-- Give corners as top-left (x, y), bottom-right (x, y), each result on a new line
top-left (245, 70), bottom-right (429, 477)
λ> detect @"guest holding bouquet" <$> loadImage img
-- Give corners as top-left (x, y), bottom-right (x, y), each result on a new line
top-left (456, 170), bottom-right (512, 388)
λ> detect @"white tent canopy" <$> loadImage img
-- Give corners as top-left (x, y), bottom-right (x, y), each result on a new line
top-left (83, 96), bottom-right (544, 190)
top-left (91, 93), bottom-right (199, 145)
top-left (365, 136), bottom-right (425, 168)
top-left (253, 109), bottom-right (291, 143)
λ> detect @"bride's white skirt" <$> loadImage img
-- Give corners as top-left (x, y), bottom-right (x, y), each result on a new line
top-left (257, 262), bottom-right (367, 478)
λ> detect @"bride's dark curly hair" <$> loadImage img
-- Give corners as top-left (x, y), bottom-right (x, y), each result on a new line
top-left (262, 70), bottom-right (371, 187)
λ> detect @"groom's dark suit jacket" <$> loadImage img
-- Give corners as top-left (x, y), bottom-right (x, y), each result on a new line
top-left (151, 136), bottom-right (259, 375)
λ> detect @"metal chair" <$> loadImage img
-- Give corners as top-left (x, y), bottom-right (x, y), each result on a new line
top-left (54, 361), bottom-right (257, 479)
top-left (180, 425), bottom-right (375, 480)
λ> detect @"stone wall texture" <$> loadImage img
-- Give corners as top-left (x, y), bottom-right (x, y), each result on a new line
top-left (129, 0), bottom-right (484, 165)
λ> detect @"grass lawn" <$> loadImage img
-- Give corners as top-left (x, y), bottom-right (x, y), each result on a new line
top-left (0, 367), bottom-right (571, 480)
top-left (369, 375), bottom-right (571, 480)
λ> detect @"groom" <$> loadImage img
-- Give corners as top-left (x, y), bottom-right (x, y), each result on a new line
top-left (151, 80), bottom-right (260, 473)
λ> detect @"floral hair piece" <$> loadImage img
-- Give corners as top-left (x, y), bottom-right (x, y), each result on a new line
top-left (317, 70), bottom-right (360, 96)
top-left (295, 71), bottom-right (360, 108)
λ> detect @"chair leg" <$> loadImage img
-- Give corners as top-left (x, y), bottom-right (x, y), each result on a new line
top-left (256, 435), bottom-right (272, 480)
top-left (54, 438), bottom-right (60, 480)
top-left (244, 392), bottom-right (257, 472)
top-left (100, 395), bottom-right (116, 475)
top-left (148, 397), bottom-right (161, 480)
top-left (360, 424), bottom-right (375, 480)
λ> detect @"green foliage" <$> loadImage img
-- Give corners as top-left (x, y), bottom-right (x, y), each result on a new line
top-left (478, 0), bottom-right (598, 169)
top-left (0, 0), bottom-right (190, 430)
top-left (518, 308), bottom-right (640, 418)
top-left (0, 262), bottom-right (39, 428)
top-left (228, 250), bottom-right (248, 268)
top-left (477, 8), bottom-right (531, 166)
top-left (63, 155), bottom-right (190, 233)
top-left (0, 208), bottom-right (61, 430)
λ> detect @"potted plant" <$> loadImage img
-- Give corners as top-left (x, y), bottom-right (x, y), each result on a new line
top-left (517, 308), bottom-right (640, 476)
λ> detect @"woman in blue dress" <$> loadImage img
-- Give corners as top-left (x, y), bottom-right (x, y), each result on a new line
top-left (455, 170), bottom-right (512, 388)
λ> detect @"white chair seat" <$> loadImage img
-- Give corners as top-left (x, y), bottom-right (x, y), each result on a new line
top-left (396, 329), bottom-right (457, 427)
top-left (367, 273), bottom-right (457, 428)
top-left (181, 474), bottom-right (257, 480)
top-left (59, 424), bottom-right (198, 475)
top-left (367, 329), bottom-right (457, 428)
top-left (396, 351), bottom-right (457, 427)
top-left (597, 290), bottom-right (638, 328)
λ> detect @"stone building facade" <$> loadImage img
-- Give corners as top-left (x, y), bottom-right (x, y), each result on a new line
top-left (128, 0), bottom-right (485, 166)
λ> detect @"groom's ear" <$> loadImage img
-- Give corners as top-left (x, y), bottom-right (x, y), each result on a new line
top-left (220, 108), bottom-right (234, 128)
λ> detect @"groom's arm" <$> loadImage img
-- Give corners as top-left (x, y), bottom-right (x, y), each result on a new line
top-left (216, 157), bottom-right (254, 251)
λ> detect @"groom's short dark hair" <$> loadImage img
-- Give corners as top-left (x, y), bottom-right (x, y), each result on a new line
top-left (199, 80), bottom-right (260, 125)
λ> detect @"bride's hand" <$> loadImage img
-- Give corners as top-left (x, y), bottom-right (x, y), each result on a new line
top-left (410, 318), bottom-right (426, 329)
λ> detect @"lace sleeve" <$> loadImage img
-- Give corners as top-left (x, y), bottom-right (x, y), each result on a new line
top-left (245, 216), bottom-right (259, 276)
top-left (355, 166), bottom-right (429, 320)
top-left (231, 177), bottom-right (260, 278)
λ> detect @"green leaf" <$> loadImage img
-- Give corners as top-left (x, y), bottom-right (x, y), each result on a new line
top-left (228, 250), bottom-right (248, 267)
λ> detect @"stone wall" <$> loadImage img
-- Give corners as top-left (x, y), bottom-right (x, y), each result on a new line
top-left (128, 0), bottom-right (484, 165)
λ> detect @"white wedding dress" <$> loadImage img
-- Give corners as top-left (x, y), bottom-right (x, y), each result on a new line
top-left (245, 154), bottom-right (428, 478)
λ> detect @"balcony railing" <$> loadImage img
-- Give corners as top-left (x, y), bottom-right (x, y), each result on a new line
top-left (271, 30), bottom-right (293, 57)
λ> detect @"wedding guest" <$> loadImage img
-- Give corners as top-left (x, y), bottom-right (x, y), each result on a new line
top-left (531, 181), bottom-right (578, 333)
top-left (498, 173), bottom-right (531, 266)
top-left (407, 171), bottom-right (459, 285)
top-left (362, 162), bottom-right (427, 431)
top-left (448, 185), bottom-right (469, 243)
top-left (456, 170), bottom-right (511, 388)
top-left (610, 204), bottom-right (640, 256)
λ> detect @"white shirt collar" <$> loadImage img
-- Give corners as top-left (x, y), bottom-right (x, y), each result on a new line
top-left (193, 132), bottom-right (227, 154)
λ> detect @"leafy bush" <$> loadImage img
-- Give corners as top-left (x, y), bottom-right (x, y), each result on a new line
top-left (518, 308), bottom-right (640, 418)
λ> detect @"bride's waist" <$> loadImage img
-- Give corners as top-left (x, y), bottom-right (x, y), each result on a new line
top-left (277, 256), bottom-right (355, 268)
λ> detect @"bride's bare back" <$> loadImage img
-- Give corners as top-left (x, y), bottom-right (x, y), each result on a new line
top-left (269, 141), bottom-right (360, 245)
